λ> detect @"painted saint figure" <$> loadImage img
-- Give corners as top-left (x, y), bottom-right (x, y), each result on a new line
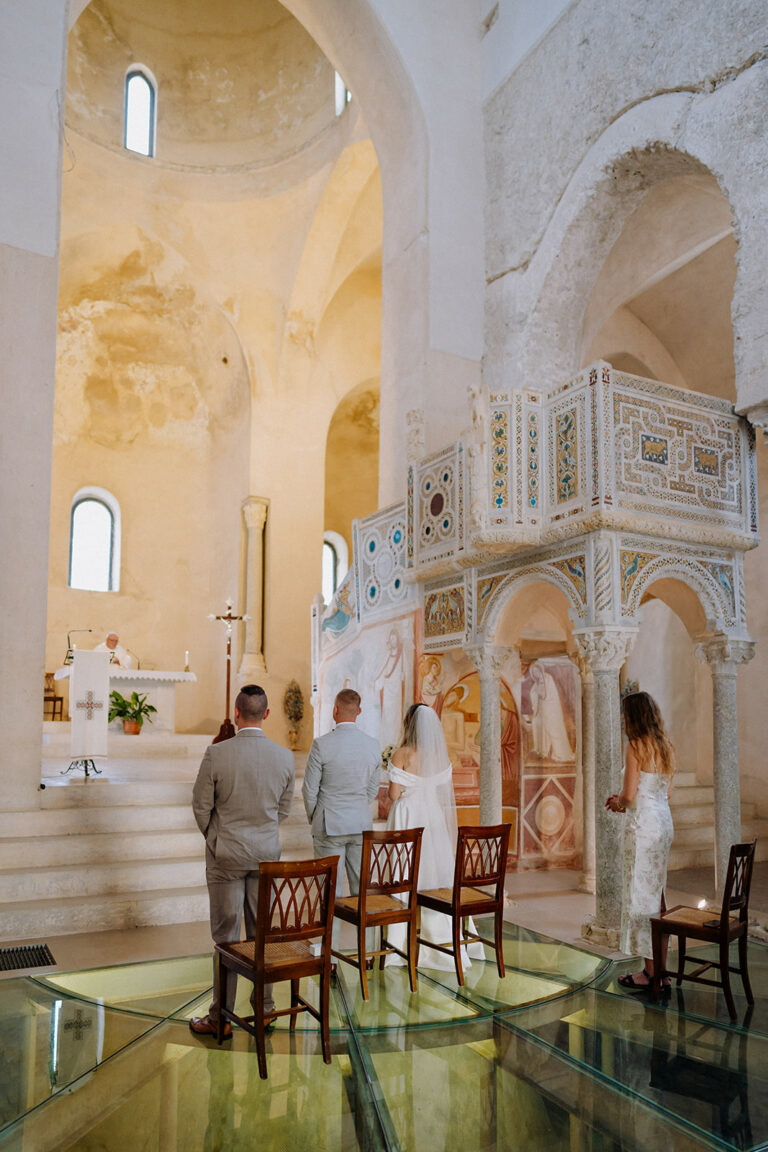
top-left (527, 662), bottom-right (572, 762)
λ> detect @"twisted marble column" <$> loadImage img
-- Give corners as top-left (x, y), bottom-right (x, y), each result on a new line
top-left (238, 496), bottom-right (269, 679)
top-left (573, 628), bottom-right (637, 946)
top-left (696, 634), bottom-right (755, 896)
top-left (465, 644), bottom-right (508, 825)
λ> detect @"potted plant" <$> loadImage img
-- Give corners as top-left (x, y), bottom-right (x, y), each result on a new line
top-left (108, 689), bottom-right (157, 735)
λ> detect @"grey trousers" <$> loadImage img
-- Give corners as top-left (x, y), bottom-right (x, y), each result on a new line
top-left (312, 830), bottom-right (375, 953)
top-left (206, 866), bottom-right (274, 1021)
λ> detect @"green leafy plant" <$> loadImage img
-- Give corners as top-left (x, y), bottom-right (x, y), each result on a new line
top-left (108, 690), bottom-right (157, 729)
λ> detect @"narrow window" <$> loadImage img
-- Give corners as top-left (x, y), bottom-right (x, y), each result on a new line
top-left (69, 488), bottom-right (121, 592)
top-left (322, 541), bottom-right (338, 604)
top-left (334, 71), bottom-right (351, 117)
top-left (124, 70), bottom-right (156, 157)
top-left (322, 531), bottom-right (349, 602)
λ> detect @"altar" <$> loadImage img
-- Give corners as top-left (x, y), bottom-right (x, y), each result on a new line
top-left (55, 667), bottom-right (197, 733)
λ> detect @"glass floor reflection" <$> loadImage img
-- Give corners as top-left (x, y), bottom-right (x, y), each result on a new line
top-left (0, 923), bottom-right (765, 1151)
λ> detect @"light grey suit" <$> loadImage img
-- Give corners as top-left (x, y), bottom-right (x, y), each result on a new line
top-left (193, 727), bottom-right (294, 1020)
top-left (303, 722), bottom-right (382, 946)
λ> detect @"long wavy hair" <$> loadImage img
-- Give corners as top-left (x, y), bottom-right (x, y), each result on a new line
top-left (621, 691), bottom-right (675, 776)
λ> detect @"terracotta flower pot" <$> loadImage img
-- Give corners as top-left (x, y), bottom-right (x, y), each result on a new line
top-left (123, 719), bottom-right (141, 735)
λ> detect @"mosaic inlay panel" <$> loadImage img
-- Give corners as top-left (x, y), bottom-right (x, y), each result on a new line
top-left (612, 373), bottom-right (748, 528)
top-left (355, 503), bottom-right (411, 620)
top-left (555, 408), bottom-right (579, 502)
top-left (411, 444), bottom-right (465, 567)
top-left (490, 406), bottom-right (509, 510)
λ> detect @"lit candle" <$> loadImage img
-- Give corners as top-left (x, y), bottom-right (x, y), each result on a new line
top-left (184, 650), bottom-right (190, 672)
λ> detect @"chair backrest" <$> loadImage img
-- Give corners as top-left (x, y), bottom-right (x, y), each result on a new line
top-left (454, 823), bottom-right (511, 899)
top-left (257, 856), bottom-right (338, 945)
top-left (720, 840), bottom-right (756, 922)
top-left (360, 828), bottom-right (423, 898)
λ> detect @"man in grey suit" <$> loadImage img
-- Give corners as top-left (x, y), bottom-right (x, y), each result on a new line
top-left (303, 688), bottom-right (382, 953)
top-left (190, 684), bottom-right (294, 1037)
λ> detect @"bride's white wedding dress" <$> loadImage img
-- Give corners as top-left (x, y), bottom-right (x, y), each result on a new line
top-left (385, 717), bottom-right (485, 972)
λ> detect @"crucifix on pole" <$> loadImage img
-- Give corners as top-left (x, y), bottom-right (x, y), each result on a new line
top-left (208, 598), bottom-right (249, 743)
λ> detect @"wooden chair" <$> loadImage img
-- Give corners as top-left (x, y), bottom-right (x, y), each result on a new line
top-left (650, 840), bottom-right (756, 1018)
top-left (215, 855), bottom-right (338, 1079)
top-left (417, 822), bottom-right (511, 986)
top-left (43, 673), bottom-right (64, 721)
top-left (333, 827), bottom-right (423, 1000)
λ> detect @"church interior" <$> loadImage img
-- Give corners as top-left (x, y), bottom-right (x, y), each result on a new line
top-left (2, 0), bottom-right (768, 1148)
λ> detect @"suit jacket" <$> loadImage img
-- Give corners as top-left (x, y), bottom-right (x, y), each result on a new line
top-left (302, 722), bottom-right (381, 837)
top-left (192, 727), bottom-right (294, 875)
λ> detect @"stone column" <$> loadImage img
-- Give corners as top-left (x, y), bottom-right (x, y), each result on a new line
top-left (238, 497), bottom-right (269, 679)
top-left (465, 644), bottom-right (508, 825)
top-left (572, 652), bottom-right (596, 894)
top-left (573, 628), bottom-right (637, 947)
top-left (696, 635), bottom-right (755, 896)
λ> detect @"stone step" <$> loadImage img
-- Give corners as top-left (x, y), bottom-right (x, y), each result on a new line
top-left (668, 827), bottom-right (768, 872)
top-left (669, 785), bottom-right (714, 807)
top-left (669, 803), bottom-right (714, 827)
top-left (672, 771), bottom-right (697, 788)
top-left (0, 886), bottom-right (212, 940)
top-left (0, 857), bottom-right (207, 904)
top-left (0, 804), bottom-right (196, 838)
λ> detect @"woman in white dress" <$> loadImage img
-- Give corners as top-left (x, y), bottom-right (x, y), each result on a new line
top-left (386, 703), bottom-right (485, 970)
top-left (605, 691), bottom-right (675, 991)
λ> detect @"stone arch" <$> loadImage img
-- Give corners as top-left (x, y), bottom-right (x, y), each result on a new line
top-left (481, 567), bottom-right (586, 647)
top-left (622, 555), bottom-right (739, 636)
top-left (512, 77), bottom-right (768, 410)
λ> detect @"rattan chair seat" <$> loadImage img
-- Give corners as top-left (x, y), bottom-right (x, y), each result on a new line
top-left (335, 893), bottom-right (404, 914)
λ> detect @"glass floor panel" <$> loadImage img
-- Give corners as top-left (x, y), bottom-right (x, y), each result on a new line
top-left (0, 928), bottom-right (764, 1152)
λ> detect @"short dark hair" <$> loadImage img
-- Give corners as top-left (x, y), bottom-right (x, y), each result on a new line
top-left (335, 688), bottom-right (361, 713)
top-left (236, 684), bottom-right (268, 721)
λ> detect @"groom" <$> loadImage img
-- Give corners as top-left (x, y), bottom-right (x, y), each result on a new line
top-left (302, 689), bottom-right (381, 951)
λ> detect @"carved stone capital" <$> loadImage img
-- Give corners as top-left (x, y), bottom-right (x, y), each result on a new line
top-left (740, 401), bottom-right (768, 442)
top-left (465, 643), bottom-right (508, 679)
top-left (573, 628), bottom-right (637, 673)
top-left (242, 496), bottom-right (268, 533)
top-left (696, 634), bottom-right (756, 675)
top-left (406, 409), bottom-right (425, 463)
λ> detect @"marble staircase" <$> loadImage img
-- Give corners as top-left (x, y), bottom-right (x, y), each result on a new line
top-left (667, 770), bottom-right (768, 872)
top-left (0, 724), bottom-right (314, 942)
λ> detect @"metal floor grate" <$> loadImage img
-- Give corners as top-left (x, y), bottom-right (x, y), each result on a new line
top-left (0, 944), bottom-right (56, 972)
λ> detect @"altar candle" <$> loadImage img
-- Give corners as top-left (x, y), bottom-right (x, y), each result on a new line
top-left (185, 650), bottom-right (189, 666)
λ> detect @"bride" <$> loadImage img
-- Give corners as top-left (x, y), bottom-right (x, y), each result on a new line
top-left (386, 703), bottom-right (485, 971)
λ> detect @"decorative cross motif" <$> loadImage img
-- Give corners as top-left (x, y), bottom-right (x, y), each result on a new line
top-left (76, 691), bottom-right (103, 721)
top-left (63, 1008), bottom-right (92, 1041)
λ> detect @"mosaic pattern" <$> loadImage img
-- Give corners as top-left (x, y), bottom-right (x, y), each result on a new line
top-left (527, 408), bottom-right (540, 512)
top-left (410, 444), bottom-right (465, 567)
top-left (618, 535), bottom-right (741, 628)
top-left (490, 406), bottom-right (509, 510)
top-left (474, 546), bottom-right (590, 635)
top-left (555, 408), bottom-right (579, 502)
top-left (612, 372), bottom-right (750, 530)
top-left (547, 387), bottom-right (589, 525)
top-left (355, 503), bottom-right (410, 620)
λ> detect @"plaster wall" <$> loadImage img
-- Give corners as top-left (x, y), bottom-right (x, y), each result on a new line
top-left (46, 6), bottom-right (384, 739)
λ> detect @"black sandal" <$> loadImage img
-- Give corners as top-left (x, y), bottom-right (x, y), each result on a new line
top-left (618, 968), bottom-right (671, 991)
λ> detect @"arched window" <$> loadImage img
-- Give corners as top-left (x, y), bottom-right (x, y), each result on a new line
top-left (322, 531), bottom-right (349, 603)
top-left (334, 71), bottom-right (351, 117)
top-left (69, 487), bottom-right (121, 592)
top-left (124, 68), bottom-right (156, 157)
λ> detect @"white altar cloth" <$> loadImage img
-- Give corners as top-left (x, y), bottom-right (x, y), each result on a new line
top-left (55, 668), bottom-right (197, 733)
